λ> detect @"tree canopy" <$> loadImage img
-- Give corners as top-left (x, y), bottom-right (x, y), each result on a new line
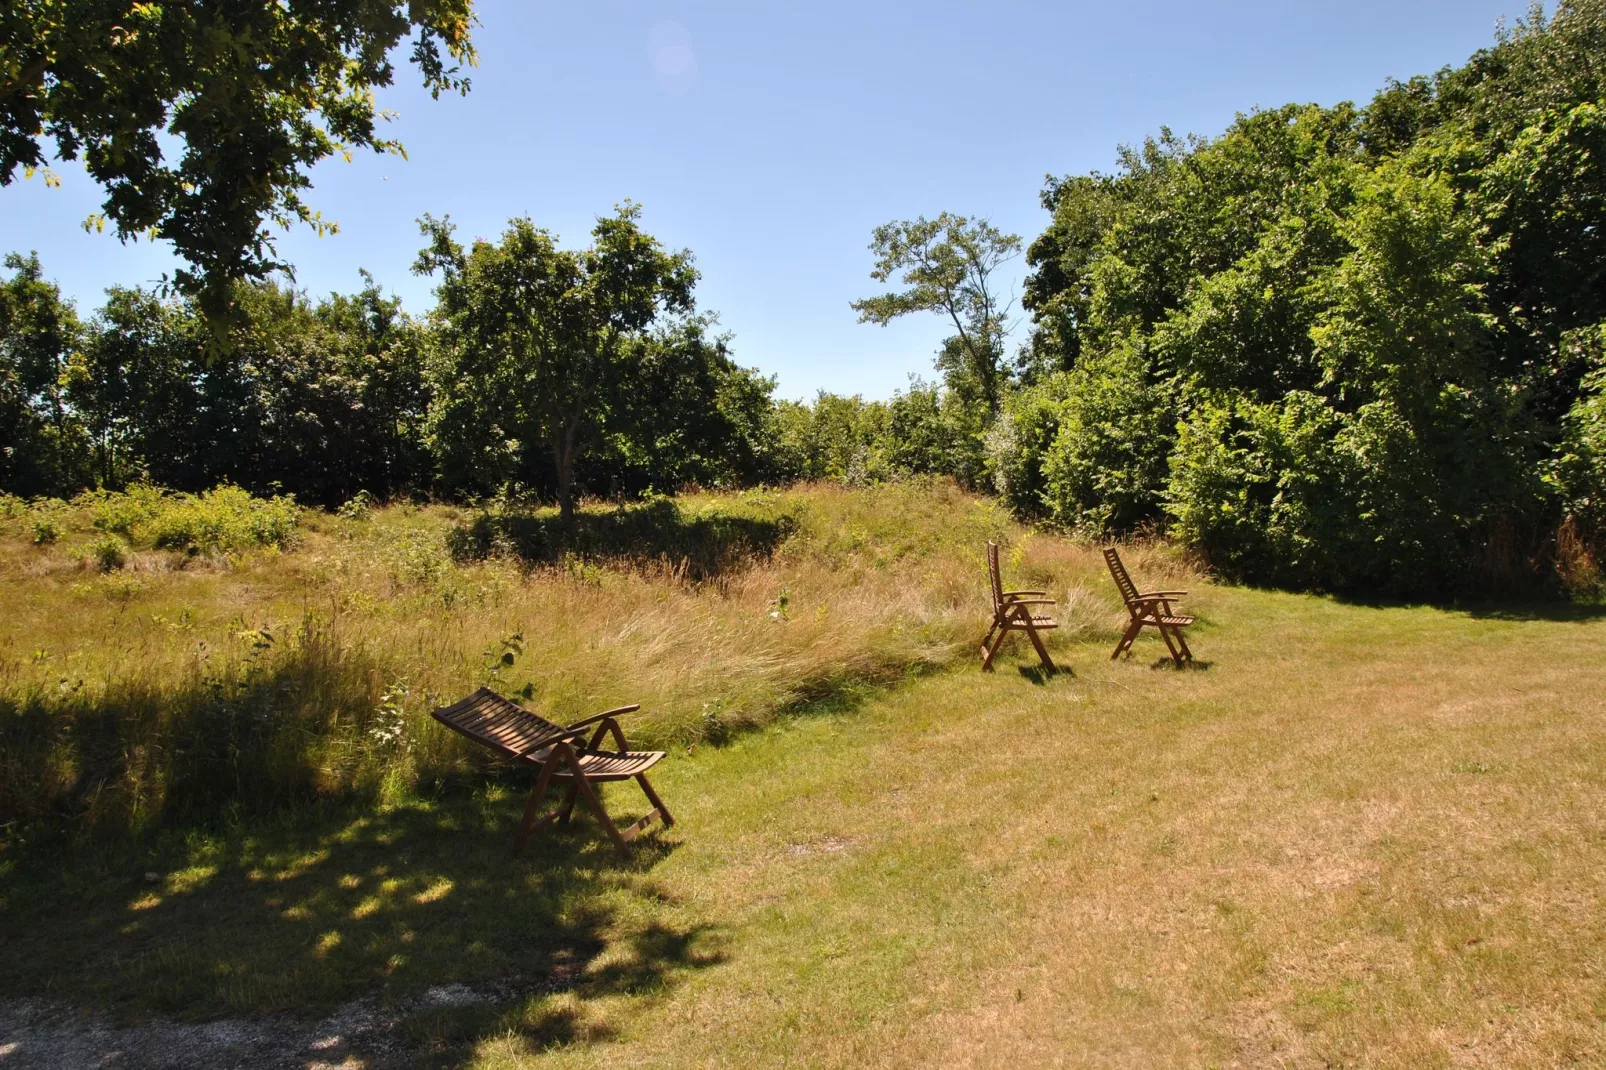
top-left (852, 214), bottom-right (1021, 419)
top-left (1000, 0), bottom-right (1606, 596)
top-left (0, 0), bottom-right (476, 327)
top-left (6, 2), bottom-right (1606, 599)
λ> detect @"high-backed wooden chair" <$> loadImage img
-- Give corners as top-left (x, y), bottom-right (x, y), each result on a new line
top-left (982, 540), bottom-right (1058, 672)
top-left (1103, 546), bottom-right (1195, 665)
top-left (431, 687), bottom-right (673, 857)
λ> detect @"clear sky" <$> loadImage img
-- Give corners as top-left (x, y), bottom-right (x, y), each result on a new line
top-left (3, 0), bottom-right (1527, 400)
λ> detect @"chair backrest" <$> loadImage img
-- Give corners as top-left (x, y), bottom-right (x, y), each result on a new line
top-left (432, 687), bottom-right (565, 759)
top-left (986, 541), bottom-right (1005, 610)
top-left (1103, 547), bottom-right (1141, 610)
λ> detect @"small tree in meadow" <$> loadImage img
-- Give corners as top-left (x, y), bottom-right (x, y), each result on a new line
top-left (416, 204), bottom-right (697, 528)
top-left (852, 213), bottom-right (1021, 419)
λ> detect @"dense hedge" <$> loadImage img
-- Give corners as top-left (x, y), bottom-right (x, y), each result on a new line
top-left (1003, 1), bottom-right (1606, 597)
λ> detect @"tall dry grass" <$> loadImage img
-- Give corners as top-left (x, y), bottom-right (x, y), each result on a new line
top-left (0, 481), bottom-right (1195, 839)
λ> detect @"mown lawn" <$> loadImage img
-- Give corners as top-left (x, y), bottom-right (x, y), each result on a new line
top-left (5, 572), bottom-right (1606, 1067)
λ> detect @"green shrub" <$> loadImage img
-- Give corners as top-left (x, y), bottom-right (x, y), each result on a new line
top-left (1167, 392), bottom-right (1347, 589)
top-left (88, 484), bottom-right (168, 536)
top-left (146, 486), bottom-right (301, 553)
top-left (338, 490), bottom-right (378, 521)
top-left (1038, 341), bottom-right (1174, 534)
top-left (88, 534), bottom-right (128, 572)
top-left (987, 375), bottom-right (1069, 521)
top-left (30, 516), bottom-right (61, 545)
top-left (1554, 327), bottom-right (1606, 527)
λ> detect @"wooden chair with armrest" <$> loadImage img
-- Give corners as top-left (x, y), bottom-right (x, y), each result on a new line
top-left (982, 540), bottom-right (1058, 672)
top-left (1103, 546), bottom-right (1195, 666)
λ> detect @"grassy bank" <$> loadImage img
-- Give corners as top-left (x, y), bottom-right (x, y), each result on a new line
top-left (3, 577), bottom-right (1604, 1067)
top-left (0, 482), bottom-right (1179, 840)
top-left (9, 482), bottom-right (1603, 1067)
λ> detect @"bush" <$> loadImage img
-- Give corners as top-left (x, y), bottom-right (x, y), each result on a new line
top-left (145, 486), bottom-right (301, 553)
top-left (88, 534), bottom-right (128, 572)
top-left (338, 490), bottom-right (378, 521)
top-left (988, 375), bottom-right (1069, 520)
top-left (30, 516), bottom-right (61, 545)
top-left (88, 483), bottom-right (168, 536)
top-left (1167, 392), bottom-right (1348, 589)
top-left (1038, 341), bottom-right (1175, 534)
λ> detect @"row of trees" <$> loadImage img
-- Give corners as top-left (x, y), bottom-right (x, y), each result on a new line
top-left (992, 0), bottom-right (1606, 596)
top-left (7, 0), bottom-right (1606, 597)
top-left (0, 209), bottom-right (780, 513)
top-left (3, 193), bottom-right (1028, 514)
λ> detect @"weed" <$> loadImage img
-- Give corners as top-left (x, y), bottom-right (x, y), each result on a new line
top-left (339, 490), bottom-right (378, 521)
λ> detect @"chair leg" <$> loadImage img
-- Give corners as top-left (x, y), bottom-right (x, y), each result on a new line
top-left (1171, 626), bottom-right (1193, 662)
top-left (981, 621), bottom-right (1007, 671)
top-left (637, 773), bottom-right (674, 828)
top-left (556, 781), bottom-right (580, 824)
top-left (1112, 618), bottom-right (1140, 660)
top-left (570, 768), bottom-right (630, 856)
top-left (1158, 621), bottom-right (1183, 665)
top-left (1023, 622), bottom-right (1056, 673)
top-left (514, 758), bottom-right (561, 856)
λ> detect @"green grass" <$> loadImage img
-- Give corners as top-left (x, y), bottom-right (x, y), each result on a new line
top-left (3, 484), bottom-right (1606, 1066)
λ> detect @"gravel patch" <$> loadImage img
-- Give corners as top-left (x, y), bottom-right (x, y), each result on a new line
top-left (0, 983), bottom-right (516, 1070)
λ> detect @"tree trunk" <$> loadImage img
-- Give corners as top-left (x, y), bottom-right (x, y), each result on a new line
top-left (554, 424), bottom-right (578, 537)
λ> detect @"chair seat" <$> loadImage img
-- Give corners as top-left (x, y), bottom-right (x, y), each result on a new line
top-left (1159, 614), bottom-right (1195, 627)
top-left (522, 748), bottom-right (664, 781)
top-left (1010, 615), bottom-right (1058, 628)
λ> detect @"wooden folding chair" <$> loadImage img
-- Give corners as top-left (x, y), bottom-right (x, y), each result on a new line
top-left (1103, 546), bottom-right (1195, 666)
top-left (431, 687), bottom-right (673, 857)
top-left (981, 540), bottom-right (1058, 672)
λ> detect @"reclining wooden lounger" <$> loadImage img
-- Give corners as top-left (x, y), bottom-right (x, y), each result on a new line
top-left (432, 687), bottom-right (673, 857)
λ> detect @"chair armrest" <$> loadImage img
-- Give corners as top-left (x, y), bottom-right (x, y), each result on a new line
top-left (565, 704), bottom-right (641, 731)
top-left (1138, 590), bottom-right (1187, 598)
top-left (1009, 599), bottom-right (1057, 607)
top-left (1004, 589), bottom-right (1049, 598)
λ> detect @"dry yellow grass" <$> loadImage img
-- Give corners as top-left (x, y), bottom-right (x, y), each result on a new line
top-left (1, 481), bottom-right (1171, 834)
top-left (8, 484), bottom-right (1593, 1069)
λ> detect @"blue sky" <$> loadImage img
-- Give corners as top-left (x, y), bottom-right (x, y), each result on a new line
top-left (3, 0), bottom-right (1524, 400)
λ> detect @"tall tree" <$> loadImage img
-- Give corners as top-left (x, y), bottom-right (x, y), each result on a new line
top-left (417, 205), bottom-right (697, 528)
top-left (0, 251), bottom-right (87, 494)
top-left (852, 214), bottom-right (1021, 417)
top-left (0, 0), bottom-right (476, 329)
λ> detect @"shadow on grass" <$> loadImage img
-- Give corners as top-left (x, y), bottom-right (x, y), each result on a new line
top-left (0, 791), bottom-right (719, 1067)
top-left (0, 620), bottom-right (426, 839)
top-left (1453, 601), bottom-right (1606, 623)
top-left (1149, 659), bottom-right (1212, 672)
top-left (447, 496), bottom-right (799, 582)
top-left (1318, 589), bottom-right (1606, 623)
top-left (1016, 663), bottom-right (1074, 685)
